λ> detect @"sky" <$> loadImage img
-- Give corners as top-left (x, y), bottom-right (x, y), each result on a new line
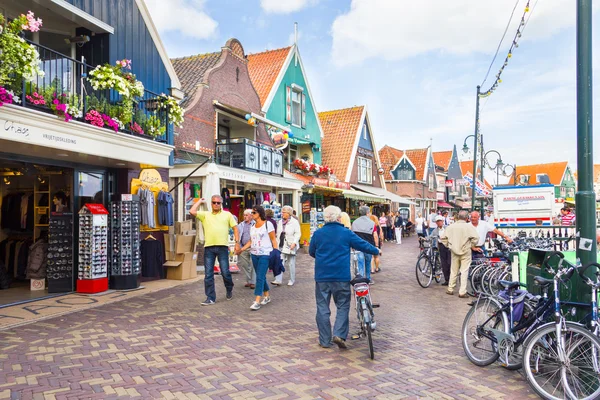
top-left (145, 0), bottom-right (600, 183)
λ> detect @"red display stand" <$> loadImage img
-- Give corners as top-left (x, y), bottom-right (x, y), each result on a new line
top-left (77, 204), bottom-right (109, 294)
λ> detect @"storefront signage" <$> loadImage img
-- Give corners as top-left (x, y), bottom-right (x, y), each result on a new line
top-left (219, 166), bottom-right (303, 190)
top-left (302, 200), bottom-right (311, 213)
top-left (312, 178), bottom-right (350, 190)
top-left (463, 172), bottom-right (491, 197)
top-left (436, 192), bottom-right (445, 201)
top-left (357, 147), bottom-right (374, 158)
top-left (445, 179), bottom-right (453, 187)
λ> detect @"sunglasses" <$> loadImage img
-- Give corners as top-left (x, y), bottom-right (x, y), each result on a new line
top-left (251, 211), bottom-right (257, 214)
top-left (212, 202), bottom-right (222, 205)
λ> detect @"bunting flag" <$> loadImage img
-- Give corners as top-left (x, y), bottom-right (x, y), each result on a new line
top-left (463, 172), bottom-right (491, 197)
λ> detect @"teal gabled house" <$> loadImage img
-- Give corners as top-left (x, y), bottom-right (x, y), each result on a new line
top-left (248, 44), bottom-right (324, 167)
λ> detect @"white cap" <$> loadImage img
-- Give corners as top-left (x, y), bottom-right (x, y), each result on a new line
top-left (435, 216), bottom-right (445, 222)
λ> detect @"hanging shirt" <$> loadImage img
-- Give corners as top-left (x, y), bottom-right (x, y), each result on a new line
top-left (221, 187), bottom-right (231, 209)
top-left (146, 189), bottom-right (156, 228)
top-left (137, 187), bottom-right (148, 226)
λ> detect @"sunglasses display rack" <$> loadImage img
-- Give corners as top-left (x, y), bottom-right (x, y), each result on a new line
top-left (76, 204), bottom-right (109, 294)
top-left (109, 194), bottom-right (141, 290)
top-left (47, 212), bottom-right (74, 293)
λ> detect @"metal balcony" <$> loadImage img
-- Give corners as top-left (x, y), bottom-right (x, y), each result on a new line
top-left (215, 138), bottom-right (284, 177)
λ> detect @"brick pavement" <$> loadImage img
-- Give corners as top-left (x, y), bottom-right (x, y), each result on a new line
top-left (0, 235), bottom-right (537, 399)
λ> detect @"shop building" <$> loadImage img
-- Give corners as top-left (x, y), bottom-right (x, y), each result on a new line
top-left (433, 146), bottom-right (467, 210)
top-left (515, 162), bottom-right (575, 205)
top-left (0, 0), bottom-right (182, 306)
top-left (169, 39), bottom-right (303, 227)
top-left (379, 145), bottom-right (438, 222)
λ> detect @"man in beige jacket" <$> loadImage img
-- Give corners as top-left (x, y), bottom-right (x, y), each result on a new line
top-left (440, 210), bottom-right (479, 298)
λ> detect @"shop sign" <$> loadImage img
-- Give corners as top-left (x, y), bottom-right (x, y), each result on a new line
top-left (357, 147), bottom-right (374, 158)
top-left (335, 181), bottom-right (351, 190)
top-left (302, 200), bottom-right (311, 213)
top-left (436, 192), bottom-right (445, 201)
top-left (445, 179), bottom-right (454, 187)
top-left (312, 177), bottom-right (350, 190)
top-left (219, 167), bottom-right (302, 190)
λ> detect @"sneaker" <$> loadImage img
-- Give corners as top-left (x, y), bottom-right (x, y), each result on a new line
top-left (441, 282), bottom-right (449, 286)
top-left (332, 336), bottom-right (348, 349)
top-left (271, 281), bottom-right (281, 286)
top-left (250, 302), bottom-right (261, 310)
top-left (319, 342), bottom-right (332, 348)
top-left (226, 291), bottom-right (233, 300)
top-left (201, 298), bottom-right (215, 306)
top-left (260, 296), bottom-right (271, 305)
top-left (287, 281), bottom-right (294, 286)
top-left (446, 290), bottom-right (454, 296)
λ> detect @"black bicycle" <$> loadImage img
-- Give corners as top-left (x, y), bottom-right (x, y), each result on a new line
top-left (415, 237), bottom-right (441, 288)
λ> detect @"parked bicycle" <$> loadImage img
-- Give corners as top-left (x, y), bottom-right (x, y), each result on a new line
top-left (415, 237), bottom-right (442, 288)
top-left (350, 249), bottom-right (378, 360)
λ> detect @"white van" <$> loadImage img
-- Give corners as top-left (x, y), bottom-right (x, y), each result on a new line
top-left (492, 185), bottom-right (555, 227)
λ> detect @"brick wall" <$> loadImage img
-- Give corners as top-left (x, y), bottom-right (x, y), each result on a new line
top-left (176, 47), bottom-right (270, 157)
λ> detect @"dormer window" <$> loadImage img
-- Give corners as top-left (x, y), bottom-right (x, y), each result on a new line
top-left (536, 173), bottom-right (550, 184)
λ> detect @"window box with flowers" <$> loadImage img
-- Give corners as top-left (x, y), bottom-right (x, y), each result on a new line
top-left (292, 158), bottom-right (333, 177)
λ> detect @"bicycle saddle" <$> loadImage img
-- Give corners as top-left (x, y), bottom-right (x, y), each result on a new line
top-left (351, 275), bottom-right (370, 285)
top-left (533, 276), bottom-right (553, 287)
top-left (498, 280), bottom-right (520, 290)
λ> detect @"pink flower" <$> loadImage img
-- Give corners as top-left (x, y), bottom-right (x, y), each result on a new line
top-left (25, 11), bottom-right (42, 32)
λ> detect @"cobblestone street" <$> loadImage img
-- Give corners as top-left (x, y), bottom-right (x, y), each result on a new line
top-left (0, 236), bottom-right (536, 399)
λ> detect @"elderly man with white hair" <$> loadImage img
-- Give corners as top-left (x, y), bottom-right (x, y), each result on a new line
top-left (309, 205), bottom-right (380, 349)
top-left (273, 205), bottom-right (301, 286)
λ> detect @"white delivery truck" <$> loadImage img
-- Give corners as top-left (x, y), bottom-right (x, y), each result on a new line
top-left (492, 185), bottom-right (556, 227)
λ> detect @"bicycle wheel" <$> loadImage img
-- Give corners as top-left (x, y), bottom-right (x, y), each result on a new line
top-left (523, 322), bottom-right (600, 400)
top-left (462, 297), bottom-right (508, 366)
top-left (416, 255), bottom-right (433, 288)
top-left (501, 300), bottom-right (537, 371)
top-left (366, 320), bottom-right (374, 360)
top-left (433, 252), bottom-right (442, 283)
top-left (361, 298), bottom-right (374, 360)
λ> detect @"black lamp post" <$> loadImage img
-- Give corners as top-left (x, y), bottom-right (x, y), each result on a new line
top-left (462, 133), bottom-right (480, 210)
top-left (483, 150), bottom-right (504, 187)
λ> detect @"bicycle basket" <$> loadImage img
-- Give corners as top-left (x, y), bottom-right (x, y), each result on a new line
top-left (420, 239), bottom-right (431, 248)
top-left (499, 289), bottom-right (527, 323)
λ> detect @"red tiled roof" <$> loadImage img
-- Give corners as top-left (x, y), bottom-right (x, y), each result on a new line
top-left (378, 146), bottom-right (429, 181)
top-left (319, 106), bottom-right (365, 181)
top-left (247, 47), bottom-right (292, 107)
top-left (515, 162), bottom-right (568, 185)
top-left (171, 52), bottom-right (222, 108)
top-left (432, 150), bottom-right (453, 171)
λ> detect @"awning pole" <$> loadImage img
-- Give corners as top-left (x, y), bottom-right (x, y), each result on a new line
top-left (169, 157), bottom-right (212, 193)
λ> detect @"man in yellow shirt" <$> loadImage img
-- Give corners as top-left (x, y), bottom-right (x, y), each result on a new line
top-left (190, 194), bottom-right (239, 305)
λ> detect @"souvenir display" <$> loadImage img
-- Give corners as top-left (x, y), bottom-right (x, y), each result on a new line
top-left (77, 204), bottom-right (109, 293)
top-left (110, 195), bottom-right (141, 289)
top-left (47, 212), bottom-right (74, 293)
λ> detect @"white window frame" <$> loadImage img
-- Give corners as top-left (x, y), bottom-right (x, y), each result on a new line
top-left (428, 174), bottom-right (434, 191)
top-left (291, 89), bottom-right (302, 127)
top-left (362, 124), bottom-right (367, 140)
top-left (287, 144), bottom-right (298, 170)
top-left (358, 156), bottom-right (372, 184)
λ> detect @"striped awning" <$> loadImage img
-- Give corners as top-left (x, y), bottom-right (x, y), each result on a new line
top-left (342, 189), bottom-right (386, 203)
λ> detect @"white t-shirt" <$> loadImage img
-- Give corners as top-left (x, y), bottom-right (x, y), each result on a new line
top-left (471, 221), bottom-right (495, 246)
top-left (428, 213), bottom-right (437, 226)
top-left (250, 222), bottom-right (274, 256)
top-left (415, 217), bottom-right (425, 233)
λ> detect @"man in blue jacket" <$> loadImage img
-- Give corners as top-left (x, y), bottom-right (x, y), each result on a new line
top-left (309, 205), bottom-right (381, 349)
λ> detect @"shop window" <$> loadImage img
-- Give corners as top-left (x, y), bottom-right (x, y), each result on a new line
top-left (399, 208), bottom-right (410, 222)
top-left (291, 89), bottom-right (302, 127)
top-left (77, 171), bottom-right (105, 208)
top-left (428, 174), bottom-right (434, 191)
top-left (285, 145), bottom-right (298, 170)
top-left (358, 157), bottom-right (372, 184)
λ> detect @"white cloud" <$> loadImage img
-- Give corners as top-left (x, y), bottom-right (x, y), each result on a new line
top-left (331, 0), bottom-right (597, 67)
top-left (145, 0), bottom-right (217, 39)
top-left (260, 0), bottom-right (318, 14)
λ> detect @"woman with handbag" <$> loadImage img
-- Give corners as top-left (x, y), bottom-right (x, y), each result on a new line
top-left (273, 206), bottom-right (301, 286)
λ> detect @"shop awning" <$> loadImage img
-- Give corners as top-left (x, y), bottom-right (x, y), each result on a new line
top-left (314, 186), bottom-right (344, 196)
top-left (351, 184), bottom-right (416, 205)
top-left (342, 189), bottom-right (387, 203)
top-left (437, 201), bottom-right (453, 208)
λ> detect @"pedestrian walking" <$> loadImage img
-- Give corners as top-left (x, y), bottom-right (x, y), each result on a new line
top-left (430, 216), bottom-right (450, 285)
top-left (415, 212), bottom-right (426, 239)
top-left (394, 211), bottom-right (403, 244)
top-left (237, 209), bottom-right (255, 289)
top-left (273, 205), bottom-right (301, 286)
top-left (386, 211), bottom-right (394, 241)
top-left (370, 214), bottom-right (383, 274)
top-left (379, 213), bottom-right (388, 242)
top-left (265, 208), bottom-right (278, 233)
top-left (351, 206), bottom-right (379, 281)
top-left (190, 195), bottom-right (239, 305)
top-left (236, 205), bottom-right (278, 310)
top-left (440, 210), bottom-right (479, 298)
top-left (309, 205), bottom-right (380, 349)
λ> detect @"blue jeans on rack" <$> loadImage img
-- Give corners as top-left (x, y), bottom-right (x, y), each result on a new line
top-left (204, 246), bottom-right (234, 302)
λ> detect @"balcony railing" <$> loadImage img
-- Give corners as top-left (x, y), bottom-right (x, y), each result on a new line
top-left (8, 40), bottom-right (171, 144)
top-left (215, 138), bottom-right (284, 177)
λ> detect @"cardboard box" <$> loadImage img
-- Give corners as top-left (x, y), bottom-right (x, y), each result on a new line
top-left (165, 251), bottom-right (176, 261)
top-left (165, 233), bottom-right (196, 254)
top-left (175, 220), bottom-right (193, 235)
top-left (30, 279), bottom-right (45, 291)
top-left (165, 252), bottom-right (198, 280)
